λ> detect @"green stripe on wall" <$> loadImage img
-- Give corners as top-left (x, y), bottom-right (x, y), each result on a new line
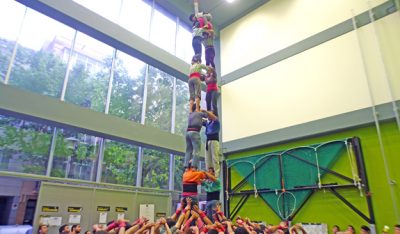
top-left (221, 1), bottom-right (397, 85)
top-left (223, 101), bottom-right (399, 154)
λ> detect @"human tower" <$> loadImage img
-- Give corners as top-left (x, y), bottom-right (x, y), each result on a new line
top-left (181, 7), bottom-right (224, 224)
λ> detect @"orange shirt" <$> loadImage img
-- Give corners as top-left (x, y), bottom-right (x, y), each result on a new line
top-left (183, 169), bottom-right (207, 185)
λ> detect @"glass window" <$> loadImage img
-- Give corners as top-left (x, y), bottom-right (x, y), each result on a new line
top-left (145, 66), bottom-right (173, 132)
top-left (64, 32), bottom-right (114, 112)
top-left (175, 79), bottom-right (189, 136)
top-left (7, 9), bottom-right (75, 98)
top-left (0, 115), bottom-right (52, 175)
top-left (109, 51), bottom-right (145, 122)
top-left (150, 7), bottom-right (177, 54)
top-left (51, 129), bottom-right (100, 181)
top-left (174, 155), bottom-right (184, 191)
top-left (142, 149), bottom-right (169, 189)
top-left (73, 0), bottom-right (122, 24)
top-left (198, 158), bottom-right (206, 171)
top-left (176, 23), bottom-right (193, 63)
top-left (0, 0), bottom-right (26, 82)
top-left (119, 0), bottom-right (152, 39)
top-left (102, 140), bottom-right (138, 185)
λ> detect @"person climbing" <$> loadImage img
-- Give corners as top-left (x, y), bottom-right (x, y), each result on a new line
top-left (188, 55), bottom-right (209, 113)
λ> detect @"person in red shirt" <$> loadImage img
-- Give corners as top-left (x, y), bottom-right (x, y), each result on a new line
top-left (205, 67), bottom-right (218, 116)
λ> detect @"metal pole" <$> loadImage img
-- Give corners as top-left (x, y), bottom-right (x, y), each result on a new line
top-left (229, 194), bottom-right (250, 220)
top-left (96, 49), bottom-right (117, 183)
top-left (45, 128), bottom-right (58, 177)
top-left (4, 7), bottom-right (28, 84)
top-left (367, 1), bottom-right (400, 132)
top-left (136, 147), bottom-right (144, 187)
top-left (60, 30), bottom-right (78, 101)
top-left (90, 137), bottom-right (98, 181)
top-left (351, 9), bottom-right (399, 222)
top-left (222, 161), bottom-right (228, 216)
top-left (352, 137), bottom-right (377, 225)
top-left (136, 0), bottom-right (155, 187)
top-left (95, 138), bottom-right (105, 183)
top-left (168, 16), bottom-right (179, 191)
top-left (330, 188), bottom-right (371, 223)
top-left (104, 49), bottom-right (117, 114)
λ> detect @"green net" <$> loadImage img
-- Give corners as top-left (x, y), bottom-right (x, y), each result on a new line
top-left (226, 139), bottom-right (350, 220)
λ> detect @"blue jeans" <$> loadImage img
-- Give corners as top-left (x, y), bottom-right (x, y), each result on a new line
top-left (206, 90), bottom-right (218, 115)
top-left (192, 36), bottom-right (202, 58)
top-left (184, 131), bottom-right (201, 168)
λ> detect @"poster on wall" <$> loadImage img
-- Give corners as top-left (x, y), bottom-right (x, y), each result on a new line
top-left (69, 214), bottom-right (81, 224)
top-left (40, 216), bottom-right (62, 226)
top-left (301, 223), bottom-right (328, 234)
top-left (99, 212), bottom-right (108, 224)
top-left (139, 204), bottom-right (154, 222)
top-left (117, 213), bottom-right (125, 220)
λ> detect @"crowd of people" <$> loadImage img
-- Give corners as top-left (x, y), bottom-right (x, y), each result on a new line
top-left (37, 219), bottom-right (400, 234)
top-left (332, 224), bottom-right (400, 234)
top-left (36, 210), bottom-right (295, 234)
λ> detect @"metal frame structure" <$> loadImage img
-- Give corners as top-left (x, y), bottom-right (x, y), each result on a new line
top-left (223, 137), bottom-right (376, 225)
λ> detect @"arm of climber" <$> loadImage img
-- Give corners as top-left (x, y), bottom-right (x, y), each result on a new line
top-left (118, 226), bottom-right (126, 234)
top-left (201, 109), bottom-right (217, 121)
top-left (153, 219), bottom-right (163, 234)
top-left (150, 225), bottom-right (156, 234)
top-left (224, 221), bottom-right (235, 234)
top-left (193, 205), bottom-right (213, 225)
top-left (180, 207), bottom-right (192, 229)
top-left (182, 211), bottom-right (199, 232)
top-left (204, 170), bottom-right (217, 182)
top-left (164, 220), bottom-right (172, 234)
top-left (125, 217), bottom-right (148, 234)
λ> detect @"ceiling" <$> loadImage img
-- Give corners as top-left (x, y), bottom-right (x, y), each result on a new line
top-left (154, 0), bottom-right (269, 30)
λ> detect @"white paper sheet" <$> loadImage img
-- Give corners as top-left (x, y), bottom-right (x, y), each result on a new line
top-left (117, 213), bottom-right (125, 220)
top-left (47, 217), bottom-right (62, 226)
top-left (139, 204), bottom-right (154, 222)
top-left (99, 212), bottom-right (108, 223)
top-left (69, 214), bottom-right (81, 224)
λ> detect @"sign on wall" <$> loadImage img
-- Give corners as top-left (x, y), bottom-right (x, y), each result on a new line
top-left (41, 206), bottom-right (59, 212)
top-left (139, 204), bottom-right (154, 222)
top-left (97, 206), bottom-right (110, 212)
top-left (115, 207), bottom-right (128, 212)
top-left (68, 207), bottom-right (82, 213)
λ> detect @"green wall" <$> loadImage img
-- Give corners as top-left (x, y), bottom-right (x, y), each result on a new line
top-left (226, 121), bottom-right (400, 233)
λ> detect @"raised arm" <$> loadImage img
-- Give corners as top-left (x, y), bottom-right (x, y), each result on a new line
top-left (193, 205), bottom-right (213, 225)
top-left (201, 109), bottom-right (218, 121)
